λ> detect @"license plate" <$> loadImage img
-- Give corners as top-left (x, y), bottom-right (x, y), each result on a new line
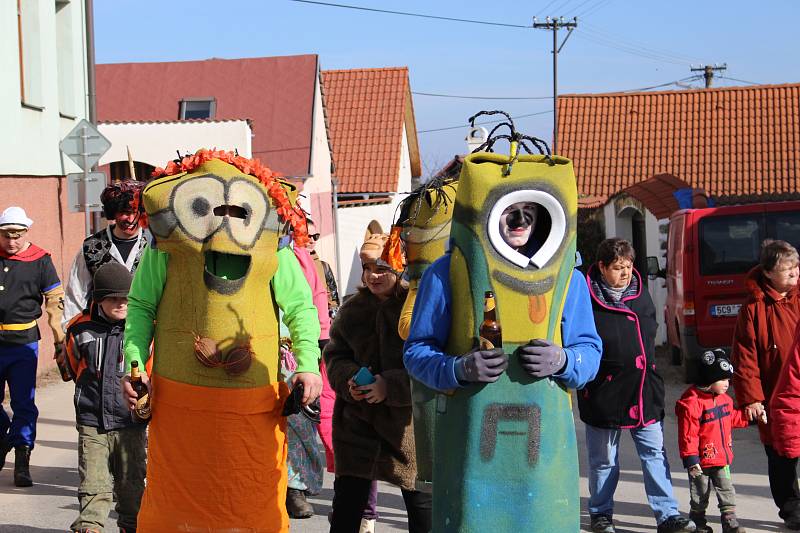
top-left (710, 304), bottom-right (741, 317)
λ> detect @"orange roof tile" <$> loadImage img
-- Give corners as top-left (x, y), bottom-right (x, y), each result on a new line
top-left (557, 83), bottom-right (800, 207)
top-left (322, 67), bottom-right (421, 194)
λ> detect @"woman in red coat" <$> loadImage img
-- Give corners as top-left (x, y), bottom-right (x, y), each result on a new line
top-left (731, 239), bottom-right (800, 528)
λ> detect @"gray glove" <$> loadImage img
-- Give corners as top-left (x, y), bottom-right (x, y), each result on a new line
top-left (516, 339), bottom-right (567, 378)
top-left (455, 348), bottom-right (508, 383)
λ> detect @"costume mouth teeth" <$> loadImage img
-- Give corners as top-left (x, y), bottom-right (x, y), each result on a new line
top-left (203, 251), bottom-right (251, 295)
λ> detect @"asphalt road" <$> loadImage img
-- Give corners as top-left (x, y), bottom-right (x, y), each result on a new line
top-left (0, 357), bottom-right (790, 532)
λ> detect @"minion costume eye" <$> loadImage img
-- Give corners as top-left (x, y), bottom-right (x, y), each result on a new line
top-left (226, 178), bottom-right (269, 249)
top-left (487, 190), bottom-right (566, 269)
top-left (172, 176), bottom-right (226, 241)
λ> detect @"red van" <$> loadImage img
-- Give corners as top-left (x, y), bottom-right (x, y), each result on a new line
top-left (663, 200), bottom-right (800, 381)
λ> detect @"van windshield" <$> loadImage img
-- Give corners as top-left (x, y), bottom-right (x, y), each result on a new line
top-left (699, 214), bottom-right (761, 276)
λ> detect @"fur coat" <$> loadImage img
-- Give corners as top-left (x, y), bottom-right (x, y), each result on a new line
top-left (323, 285), bottom-right (416, 490)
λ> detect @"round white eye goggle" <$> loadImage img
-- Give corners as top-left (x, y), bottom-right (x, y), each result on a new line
top-left (487, 190), bottom-right (566, 269)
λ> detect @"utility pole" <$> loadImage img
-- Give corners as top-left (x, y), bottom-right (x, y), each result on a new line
top-left (691, 63), bottom-right (727, 88)
top-left (533, 16), bottom-right (577, 155)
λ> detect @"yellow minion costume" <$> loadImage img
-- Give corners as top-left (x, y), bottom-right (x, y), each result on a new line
top-left (123, 150), bottom-right (320, 532)
top-left (404, 115), bottom-right (601, 532)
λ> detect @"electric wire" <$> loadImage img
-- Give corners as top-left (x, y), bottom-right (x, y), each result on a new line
top-left (412, 91), bottom-right (551, 100)
top-left (418, 110), bottom-right (553, 134)
top-left (288, 0), bottom-right (530, 28)
top-left (717, 75), bottom-right (761, 86)
top-left (576, 0), bottom-right (613, 18)
top-left (580, 22), bottom-right (704, 63)
top-left (535, 0), bottom-right (561, 17)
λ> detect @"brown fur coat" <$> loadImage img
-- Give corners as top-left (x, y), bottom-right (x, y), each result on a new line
top-left (323, 286), bottom-right (416, 490)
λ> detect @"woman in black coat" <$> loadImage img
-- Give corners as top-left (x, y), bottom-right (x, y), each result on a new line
top-left (580, 238), bottom-right (694, 533)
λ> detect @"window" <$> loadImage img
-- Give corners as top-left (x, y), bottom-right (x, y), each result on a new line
top-left (698, 214), bottom-right (761, 276)
top-left (766, 211), bottom-right (800, 253)
top-left (179, 98), bottom-right (216, 120)
top-left (18, 0), bottom-right (44, 107)
top-left (55, 0), bottom-right (75, 116)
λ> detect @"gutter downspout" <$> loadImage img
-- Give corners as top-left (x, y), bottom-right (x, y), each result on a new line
top-left (331, 177), bottom-right (343, 294)
top-left (85, 0), bottom-right (98, 234)
top-left (85, 0), bottom-right (96, 123)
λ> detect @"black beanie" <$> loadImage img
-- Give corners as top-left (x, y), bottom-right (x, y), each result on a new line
top-left (697, 348), bottom-right (734, 387)
top-left (92, 262), bottom-right (132, 301)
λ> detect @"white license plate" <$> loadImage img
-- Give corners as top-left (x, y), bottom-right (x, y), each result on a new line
top-left (710, 304), bottom-right (741, 317)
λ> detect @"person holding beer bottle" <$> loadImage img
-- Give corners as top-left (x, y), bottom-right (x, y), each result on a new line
top-left (64, 262), bottom-right (147, 533)
top-left (405, 202), bottom-right (600, 391)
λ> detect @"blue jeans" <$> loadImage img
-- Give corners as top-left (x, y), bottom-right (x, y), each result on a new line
top-left (586, 422), bottom-right (680, 525)
top-left (0, 342), bottom-right (39, 448)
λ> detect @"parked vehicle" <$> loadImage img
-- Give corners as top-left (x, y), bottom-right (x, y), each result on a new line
top-left (659, 200), bottom-right (800, 381)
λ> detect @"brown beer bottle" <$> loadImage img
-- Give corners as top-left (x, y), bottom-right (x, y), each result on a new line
top-left (479, 291), bottom-right (502, 349)
top-left (130, 360), bottom-right (152, 421)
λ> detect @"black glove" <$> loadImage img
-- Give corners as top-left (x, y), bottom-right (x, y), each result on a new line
top-left (455, 348), bottom-right (508, 383)
top-left (516, 339), bottom-right (567, 378)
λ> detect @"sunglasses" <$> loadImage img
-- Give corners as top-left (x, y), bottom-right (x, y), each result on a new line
top-left (309, 233), bottom-right (321, 241)
top-left (0, 229), bottom-right (27, 239)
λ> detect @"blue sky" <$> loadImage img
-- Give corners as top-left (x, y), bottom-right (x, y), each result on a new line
top-left (95, 0), bottom-right (800, 177)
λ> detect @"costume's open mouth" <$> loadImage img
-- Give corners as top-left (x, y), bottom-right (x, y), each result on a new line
top-left (203, 251), bottom-right (251, 295)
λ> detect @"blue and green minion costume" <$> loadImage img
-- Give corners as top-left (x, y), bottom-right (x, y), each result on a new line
top-left (404, 115), bottom-right (602, 531)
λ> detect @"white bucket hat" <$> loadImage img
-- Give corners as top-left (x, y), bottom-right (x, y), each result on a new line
top-left (0, 206), bottom-right (34, 230)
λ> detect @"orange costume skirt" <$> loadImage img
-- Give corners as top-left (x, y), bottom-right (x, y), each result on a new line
top-left (137, 374), bottom-right (290, 532)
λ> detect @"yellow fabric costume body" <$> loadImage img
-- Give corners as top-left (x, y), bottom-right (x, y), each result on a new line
top-left (124, 155), bottom-right (320, 532)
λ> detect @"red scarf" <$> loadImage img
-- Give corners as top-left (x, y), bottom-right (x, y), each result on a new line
top-left (0, 243), bottom-right (49, 262)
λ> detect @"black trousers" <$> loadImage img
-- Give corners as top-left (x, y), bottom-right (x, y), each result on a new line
top-left (765, 445), bottom-right (800, 515)
top-left (330, 475), bottom-right (432, 533)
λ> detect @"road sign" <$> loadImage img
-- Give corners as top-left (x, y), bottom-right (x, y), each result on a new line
top-left (59, 119), bottom-right (111, 171)
top-left (66, 172), bottom-right (106, 213)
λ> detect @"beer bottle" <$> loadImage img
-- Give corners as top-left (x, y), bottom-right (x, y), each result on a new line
top-left (130, 360), bottom-right (152, 421)
top-left (479, 291), bottom-right (502, 349)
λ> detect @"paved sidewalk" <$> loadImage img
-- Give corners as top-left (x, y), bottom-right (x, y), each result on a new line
top-left (0, 360), bottom-right (788, 532)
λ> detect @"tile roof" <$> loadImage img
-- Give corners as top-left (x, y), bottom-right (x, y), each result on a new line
top-left (322, 67), bottom-right (421, 194)
top-left (96, 55), bottom-right (319, 176)
top-left (557, 83), bottom-right (800, 207)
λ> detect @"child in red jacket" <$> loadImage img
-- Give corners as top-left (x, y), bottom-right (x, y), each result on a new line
top-left (676, 349), bottom-right (756, 533)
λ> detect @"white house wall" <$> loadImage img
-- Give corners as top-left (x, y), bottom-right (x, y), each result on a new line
top-left (303, 74), bottom-right (336, 276)
top-left (0, 0), bottom-right (89, 176)
top-left (98, 121), bottom-right (252, 168)
top-left (335, 124), bottom-right (414, 296)
top-left (603, 199), bottom-right (668, 345)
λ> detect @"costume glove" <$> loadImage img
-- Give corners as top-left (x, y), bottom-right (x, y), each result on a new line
top-left (455, 347), bottom-right (508, 383)
top-left (516, 339), bottom-right (567, 378)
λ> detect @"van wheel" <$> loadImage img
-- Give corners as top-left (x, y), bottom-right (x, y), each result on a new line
top-left (670, 344), bottom-right (682, 366)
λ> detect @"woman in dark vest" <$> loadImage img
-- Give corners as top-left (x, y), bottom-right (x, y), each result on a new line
top-left (580, 238), bottom-right (695, 533)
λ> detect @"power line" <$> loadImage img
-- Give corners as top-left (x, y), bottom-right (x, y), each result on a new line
top-left (574, 30), bottom-right (688, 65)
top-left (535, 0), bottom-right (561, 17)
top-left (418, 110), bottom-right (554, 134)
top-left (576, 0), bottom-right (613, 18)
top-left (717, 75), bottom-right (761, 86)
top-left (288, 0), bottom-right (530, 28)
top-left (581, 22), bottom-right (703, 63)
top-left (412, 91), bottom-right (551, 101)
top-left (413, 77), bottom-right (702, 101)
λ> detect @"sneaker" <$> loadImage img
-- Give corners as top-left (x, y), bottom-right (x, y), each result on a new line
top-left (721, 512), bottom-right (745, 533)
top-left (286, 488), bottom-right (314, 519)
top-left (590, 514), bottom-right (616, 533)
top-left (657, 515), bottom-right (697, 533)
top-left (359, 518), bottom-right (376, 533)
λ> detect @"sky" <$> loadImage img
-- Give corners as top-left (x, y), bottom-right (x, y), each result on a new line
top-left (94, 0), bottom-right (800, 177)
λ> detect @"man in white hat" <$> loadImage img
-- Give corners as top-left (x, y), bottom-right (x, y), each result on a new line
top-left (0, 206), bottom-right (65, 487)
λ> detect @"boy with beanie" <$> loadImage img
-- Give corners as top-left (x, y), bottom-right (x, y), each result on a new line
top-left (676, 349), bottom-right (755, 533)
top-left (64, 262), bottom-right (146, 533)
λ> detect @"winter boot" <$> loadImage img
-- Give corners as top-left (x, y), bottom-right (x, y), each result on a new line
top-left (721, 512), bottom-right (745, 533)
top-left (13, 445), bottom-right (32, 487)
top-left (286, 488), bottom-right (314, 519)
top-left (0, 437), bottom-right (9, 472)
top-left (657, 515), bottom-right (697, 533)
top-left (689, 511), bottom-right (713, 533)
